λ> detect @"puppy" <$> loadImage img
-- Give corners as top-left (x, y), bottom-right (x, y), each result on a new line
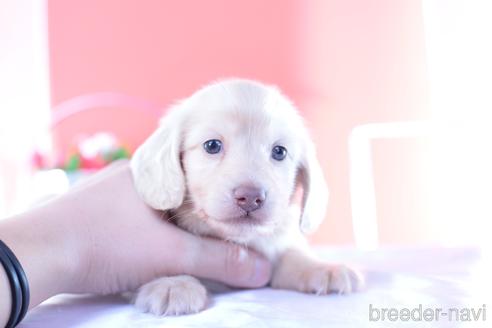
top-left (130, 79), bottom-right (362, 315)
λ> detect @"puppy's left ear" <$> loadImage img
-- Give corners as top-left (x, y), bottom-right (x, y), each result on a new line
top-left (298, 138), bottom-right (329, 234)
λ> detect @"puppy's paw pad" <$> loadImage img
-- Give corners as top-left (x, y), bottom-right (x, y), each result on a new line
top-left (133, 275), bottom-right (207, 316)
top-left (304, 265), bottom-right (364, 295)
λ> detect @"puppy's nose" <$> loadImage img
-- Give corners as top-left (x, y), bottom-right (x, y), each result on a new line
top-left (234, 186), bottom-right (266, 212)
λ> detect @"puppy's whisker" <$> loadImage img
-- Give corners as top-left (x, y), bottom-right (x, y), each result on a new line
top-left (166, 209), bottom-right (191, 222)
top-left (167, 208), bottom-right (196, 221)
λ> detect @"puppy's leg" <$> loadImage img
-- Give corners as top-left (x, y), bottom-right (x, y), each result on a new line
top-left (132, 275), bottom-right (207, 315)
top-left (271, 248), bottom-right (363, 295)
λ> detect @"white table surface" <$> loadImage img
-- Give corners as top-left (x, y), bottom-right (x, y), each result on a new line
top-left (19, 247), bottom-right (490, 328)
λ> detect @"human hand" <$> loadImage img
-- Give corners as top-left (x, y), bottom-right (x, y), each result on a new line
top-left (0, 160), bottom-right (271, 319)
top-left (64, 160), bottom-right (271, 294)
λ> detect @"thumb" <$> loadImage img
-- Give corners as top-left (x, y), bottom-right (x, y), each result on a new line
top-left (183, 236), bottom-right (271, 288)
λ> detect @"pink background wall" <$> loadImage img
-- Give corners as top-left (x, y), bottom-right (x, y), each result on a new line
top-left (48, 0), bottom-right (430, 245)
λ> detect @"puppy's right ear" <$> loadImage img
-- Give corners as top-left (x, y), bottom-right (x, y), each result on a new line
top-left (130, 106), bottom-right (185, 210)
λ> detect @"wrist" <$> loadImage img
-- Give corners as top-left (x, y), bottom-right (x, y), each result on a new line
top-left (33, 195), bottom-right (88, 295)
top-left (0, 199), bottom-right (84, 307)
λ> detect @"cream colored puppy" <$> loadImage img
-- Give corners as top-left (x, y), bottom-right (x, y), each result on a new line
top-left (130, 79), bottom-right (362, 315)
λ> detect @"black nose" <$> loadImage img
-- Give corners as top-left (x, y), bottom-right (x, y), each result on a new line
top-left (233, 186), bottom-right (266, 212)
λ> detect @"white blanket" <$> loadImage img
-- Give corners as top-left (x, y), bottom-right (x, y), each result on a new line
top-left (19, 247), bottom-right (489, 327)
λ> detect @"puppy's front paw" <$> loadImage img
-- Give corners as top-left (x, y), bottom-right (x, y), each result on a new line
top-left (272, 259), bottom-right (363, 295)
top-left (133, 275), bottom-right (207, 316)
top-left (301, 265), bottom-right (363, 295)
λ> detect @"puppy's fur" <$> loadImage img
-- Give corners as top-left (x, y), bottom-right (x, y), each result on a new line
top-left (130, 79), bottom-right (362, 315)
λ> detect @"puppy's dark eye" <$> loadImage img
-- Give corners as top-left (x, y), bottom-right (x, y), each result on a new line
top-left (203, 139), bottom-right (222, 154)
top-left (272, 145), bottom-right (287, 161)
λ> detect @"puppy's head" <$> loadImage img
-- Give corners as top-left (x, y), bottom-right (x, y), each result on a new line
top-left (131, 79), bottom-right (328, 241)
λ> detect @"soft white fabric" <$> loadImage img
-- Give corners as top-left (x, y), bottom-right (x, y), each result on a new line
top-left (19, 247), bottom-right (489, 328)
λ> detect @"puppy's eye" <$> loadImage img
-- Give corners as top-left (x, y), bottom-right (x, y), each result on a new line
top-left (203, 139), bottom-right (222, 154)
top-left (271, 145), bottom-right (287, 161)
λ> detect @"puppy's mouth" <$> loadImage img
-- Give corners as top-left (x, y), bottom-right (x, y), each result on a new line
top-left (225, 212), bottom-right (264, 225)
top-left (197, 208), bottom-right (267, 227)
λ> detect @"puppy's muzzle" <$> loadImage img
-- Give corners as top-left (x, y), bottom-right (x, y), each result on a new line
top-left (233, 186), bottom-right (266, 213)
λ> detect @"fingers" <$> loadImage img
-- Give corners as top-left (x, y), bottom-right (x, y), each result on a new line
top-left (182, 236), bottom-right (272, 288)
